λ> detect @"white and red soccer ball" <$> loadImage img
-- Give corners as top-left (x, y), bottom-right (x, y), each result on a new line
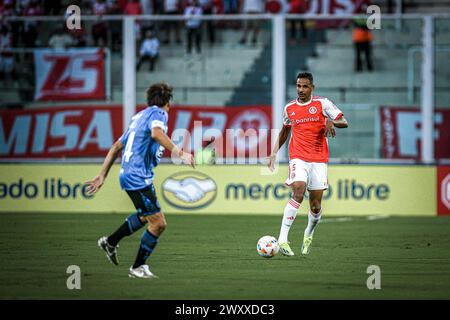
top-left (257, 236), bottom-right (280, 258)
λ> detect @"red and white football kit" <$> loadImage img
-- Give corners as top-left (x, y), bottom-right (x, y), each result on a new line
top-left (283, 96), bottom-right (343, 190)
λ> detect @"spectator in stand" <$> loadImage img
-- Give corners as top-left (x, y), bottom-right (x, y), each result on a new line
top-left (140, 0), bottom-right (154, 32)
top-left (108, 0), bottom-right (123, 52)
top-left (213, 0), bottom-right (224, 14)
top-left (43, 0), bottom-right (62, 15)
top-left (154, 0), bottom-right (165, 14)
top-left (184, 0), bottom-right (202, 54)
top-left (22, 0), bottom-right (42, 48)
top-left (70, 26), bottom-right (87, 47)
top-left (0, 0), bottom-right (16, 16)
top-left (62, 1), bottom-right (87, 47)
top-left (125, 0), bottom-right (143, 14)
top-left (92, 0), bottom-right (109, 47)
top-left (352, 18), bottom-right (373, 72)
top-left (137, 29), bottom-right (160, 71)
top-left (0, 1), bottom-right (19, 47)
top-left (124, 0), bottom-right (143, 44)
top-left (288, 0), bottom-right (308, 45)
top-left (239, 0), bottom-right (265, 45)
top-left (0, 24), bottom-right (14, 82)
top-left (49, 27), bottom-right (74, 49)
top-left (200, 0), bottom-right (215, 45)
top-left (163, 0), bottom-right (182, 44)
top-left (140, 0), bottom-right (153, 14)
top-left (223, 0), bottom-right (238, 14)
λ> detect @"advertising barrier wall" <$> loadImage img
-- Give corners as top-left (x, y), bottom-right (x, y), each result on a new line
top-left (0, 164), bottom-right (436, 216)
top-left (0, 105), bottom-right (271, 159)
top-left (438, 166), bottom-right (450, 215)
top-left (380, 107), bottom-right (450, 160)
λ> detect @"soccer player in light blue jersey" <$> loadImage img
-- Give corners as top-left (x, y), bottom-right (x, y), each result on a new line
top-left (86, 83), bottom-right (195, 279)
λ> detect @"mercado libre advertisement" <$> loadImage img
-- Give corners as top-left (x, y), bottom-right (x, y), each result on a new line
top-left (0, 164), bottom-right (436, 216)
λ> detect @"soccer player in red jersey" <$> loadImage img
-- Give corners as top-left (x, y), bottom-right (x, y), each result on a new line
top-left (268, 72), bottom-right (348, 255)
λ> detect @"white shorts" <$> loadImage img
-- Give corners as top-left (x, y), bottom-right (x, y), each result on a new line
top-left (284, 158), bottom-right (328, 190)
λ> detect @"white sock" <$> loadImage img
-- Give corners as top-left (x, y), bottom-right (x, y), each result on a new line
top-left (304, 209), bottom-right (322, 237)
top-left (278, 199), bottom-right (300, 243)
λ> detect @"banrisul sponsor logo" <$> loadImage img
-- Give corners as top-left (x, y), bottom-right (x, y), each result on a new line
top-left (162, 172), bottom-right (217, 210)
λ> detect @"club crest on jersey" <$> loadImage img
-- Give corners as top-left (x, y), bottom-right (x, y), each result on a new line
top-left (309, 106), bottom-right (317, 114)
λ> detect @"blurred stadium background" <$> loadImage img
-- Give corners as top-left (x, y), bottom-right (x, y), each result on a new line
top-left (1, 0), bottom-right (450, 300)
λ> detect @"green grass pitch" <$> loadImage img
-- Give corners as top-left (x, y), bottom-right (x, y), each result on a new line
top-left (1, 213), bottom-right (450, 299)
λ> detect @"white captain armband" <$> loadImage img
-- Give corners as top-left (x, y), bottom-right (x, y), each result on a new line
top-left (151, 120), bottom-right (166, 130)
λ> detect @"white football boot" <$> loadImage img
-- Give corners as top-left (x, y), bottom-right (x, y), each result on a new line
top-left (128, 265), bottom-right (158, 279)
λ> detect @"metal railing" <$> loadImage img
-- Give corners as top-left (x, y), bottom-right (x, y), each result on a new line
top-left (407, 45), bottom-right (450, 104)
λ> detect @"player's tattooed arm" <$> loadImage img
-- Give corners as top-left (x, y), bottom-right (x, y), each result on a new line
top-left (86, 140), bottom-right (124, 194)
top-left (325, 116), bottom-right (348, 138)
top-left (268, 125), bottom-right (291, 171)
top-left (152, 127), bottom-right (195, 168)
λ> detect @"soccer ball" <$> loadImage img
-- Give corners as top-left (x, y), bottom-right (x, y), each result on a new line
top-left (257, 235), bottom-right (279, 258)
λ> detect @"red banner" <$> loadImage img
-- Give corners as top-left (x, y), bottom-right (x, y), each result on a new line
top-left (380, 107), bottom-right (450, 160)
top-left (438, 166), bottom-right (450, 215)
top-left (166, 105), bottom-right (272, 158)
top-left (0, 105), bottom-right (271, 159)
top-left (0, 106), bottom-right (122, 158)
top-left (34, 48), bottom-right (106, 101)
top-left (305, 0), bottom-right (369, 15)
top-left (310, 0), bottom-right (371, 29)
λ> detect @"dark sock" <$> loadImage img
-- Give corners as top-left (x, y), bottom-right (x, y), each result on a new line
top-left (107, 222), bottom-right (131, 247)
top-left (132, 230), bottom-right (159, 268)
top-left (107, 213), bottom-right (145, 247)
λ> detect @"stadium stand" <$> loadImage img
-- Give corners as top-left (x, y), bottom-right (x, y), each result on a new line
top-left (129, 29), bottom-right (266, 106)
top-left (295, 18), bottom-right (450, 107)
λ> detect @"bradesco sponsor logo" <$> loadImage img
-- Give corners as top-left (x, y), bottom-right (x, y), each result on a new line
top-left (162, 172), bottom-right (217, 210)
top-left (0, 178), bottom-right (93, 199)
top-left (225, 179), bottom-right (390, 201)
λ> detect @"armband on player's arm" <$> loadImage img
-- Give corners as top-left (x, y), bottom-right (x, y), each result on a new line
top-left (152, 127), bottom-right (195, 168)
top-left (151, 127), bottom-right (179, 155)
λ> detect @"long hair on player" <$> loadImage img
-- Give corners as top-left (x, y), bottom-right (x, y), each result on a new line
top-left (146, 82), bottom-right (173, 107)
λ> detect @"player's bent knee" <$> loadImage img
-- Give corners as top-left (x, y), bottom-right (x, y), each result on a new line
top-left (138, 215), bottom-right (147, 224)
top-left (291, 183), bottom-right (306, 204)
top-left (310, 202), bottom-right (321, 214)
top-left (153, 214), bottom-right (167, 233)
top-left (292, 188), bottom-right (305, 203)
top-left (158, 219), bottom-right (167, 233)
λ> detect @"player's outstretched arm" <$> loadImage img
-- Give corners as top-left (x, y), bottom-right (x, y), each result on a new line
top-left (86, 140), bottom-right (124, 195)
top-left (334, 116), bottom-right (348, 128)
top-left (268, 125), bottom-right (291, 171)
top-left (152, 127), bottom-right (195, 169)
top-left (325, 116), bottom-right (348, 138)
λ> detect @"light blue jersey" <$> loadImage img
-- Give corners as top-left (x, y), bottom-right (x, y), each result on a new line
top-left (119, 106), bottom-right (168, 190)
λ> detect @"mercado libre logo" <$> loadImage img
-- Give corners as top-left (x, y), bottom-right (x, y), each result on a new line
top-left (162, 172), bottom-right (217, 210)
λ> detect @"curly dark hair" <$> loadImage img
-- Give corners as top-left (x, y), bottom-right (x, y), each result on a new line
top-left (296, 72), bottom-right (314, 84)
top-left (146, 82), bottom-right (173, 107)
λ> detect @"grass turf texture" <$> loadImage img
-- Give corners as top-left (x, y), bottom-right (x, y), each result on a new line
top-left (1, 213), bottom-right (450, 299)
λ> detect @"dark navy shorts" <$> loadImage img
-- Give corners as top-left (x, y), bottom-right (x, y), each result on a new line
top-left (126, 184), bottom-right (161, 217)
